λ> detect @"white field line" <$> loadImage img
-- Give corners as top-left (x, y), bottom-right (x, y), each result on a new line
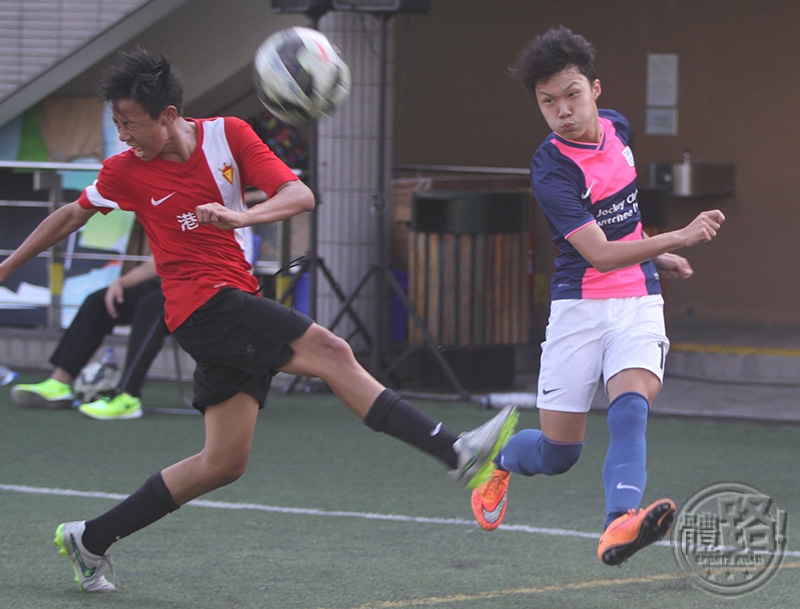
top-left (1, 483), bottom-right (797, 557)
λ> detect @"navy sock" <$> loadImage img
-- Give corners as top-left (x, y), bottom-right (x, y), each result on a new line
top-left (603, 392), bottom-right (649, 529)
top-left (495, 429), bottom-right (583, 476)
top-left (82, 471), bottom-right (180, 556)
top-left (364, 389), bottom-right (459, 469)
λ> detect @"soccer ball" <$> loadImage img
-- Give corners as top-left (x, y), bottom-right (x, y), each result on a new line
top-left (253, 26), bottom-right (351, 125)
top-left (74, 361), bottom-right (121, 403)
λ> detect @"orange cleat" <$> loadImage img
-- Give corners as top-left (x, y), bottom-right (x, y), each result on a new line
top-left (471, 468), bottom-right (511, 530)
top-left (598, 498), bottom-right (676, 566)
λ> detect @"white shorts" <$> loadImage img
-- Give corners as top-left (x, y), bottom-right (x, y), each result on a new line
top-left (536, 295), bottom-right (669, 413)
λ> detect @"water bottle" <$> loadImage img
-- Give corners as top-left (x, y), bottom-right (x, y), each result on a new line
top-left (673, 150), bottom-right (693, 196)
top-left (0, 364), bottom-right (19, 387)
top-left (74, 347), bottom-right (119, 405)
top-left (101, 347), bottom-right (119, 372)
top-left (481, 392), bottom-right (537, 410)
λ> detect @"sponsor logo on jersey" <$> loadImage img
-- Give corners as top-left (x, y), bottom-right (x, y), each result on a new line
top-left (151, 192), bottom-right (176, 206)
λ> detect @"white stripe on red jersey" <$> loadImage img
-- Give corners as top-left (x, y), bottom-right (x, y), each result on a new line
top-left (79, 116), bottom-right (299, 330)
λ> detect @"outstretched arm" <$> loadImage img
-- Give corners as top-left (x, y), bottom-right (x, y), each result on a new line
top-left (567, 209), bottom-right (725, 273)
top-left (0, 201), bottom-right (97, 283)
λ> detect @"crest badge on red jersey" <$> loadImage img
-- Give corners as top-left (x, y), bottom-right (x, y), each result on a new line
top-left (220, 162), bottom-right (234, 184)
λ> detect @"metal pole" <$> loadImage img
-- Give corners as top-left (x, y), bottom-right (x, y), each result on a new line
top-left (370, 11), bottom-right (391, 374)
top-left (304, 11), bottom-right (325, 321)
top-left (306, 111), bottom-right (319, 320)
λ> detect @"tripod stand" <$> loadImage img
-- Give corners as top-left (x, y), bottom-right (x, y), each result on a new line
top-left (279, 9), bottom-right (375, 394)
top-left (322, 11), bottom-right (467, 398)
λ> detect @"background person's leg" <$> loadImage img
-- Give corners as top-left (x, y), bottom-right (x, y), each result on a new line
top-left (119, 288), bottom-right (168, 396)
top-left (50, 288), bottom-right (123, 379)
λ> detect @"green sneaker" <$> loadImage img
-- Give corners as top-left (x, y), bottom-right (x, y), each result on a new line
top-left (11, 378), bottom-right (74, 409)
top-left (78, 392), bottom-right (142, 420)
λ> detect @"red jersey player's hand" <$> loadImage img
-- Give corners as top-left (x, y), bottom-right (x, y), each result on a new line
top-left (194, 202), bottom-right (246, 230)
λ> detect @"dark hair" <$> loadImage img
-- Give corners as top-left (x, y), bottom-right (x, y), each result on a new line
top-left (100, 47), bottom-right (184, 118)
top-left (510, 26), bottom-right (596, 92)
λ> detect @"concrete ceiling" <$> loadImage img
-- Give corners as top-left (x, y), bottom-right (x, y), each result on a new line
top-left (0, 0), bottom-right (309, 127)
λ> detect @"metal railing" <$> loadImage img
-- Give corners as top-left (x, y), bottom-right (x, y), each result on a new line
top-left (394, 163), bottom-right (529, 176)
top-left (0, 160), bottom-right (282, 328)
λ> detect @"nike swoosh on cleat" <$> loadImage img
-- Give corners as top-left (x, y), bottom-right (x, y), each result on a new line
top-left (481, 495), bottom-right (507, 523)
top-left (69, 533), bottom-right (96, 578)
top-left (430, 422), bottom-right (442, 437)
top-left (616, 482), bottom-right (642, 492)
top-left (461, 455), bottom-right (477, 475)
top-left (150, 192), bottom-right (176, 206)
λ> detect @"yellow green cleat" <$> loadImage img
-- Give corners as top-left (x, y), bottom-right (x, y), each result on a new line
top-left (451, 406), bottom-right (519, 489)
top-left (54, 521), bottom-right (117, 592)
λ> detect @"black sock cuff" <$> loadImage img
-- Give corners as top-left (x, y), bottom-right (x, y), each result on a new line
top-left (147, 471), bottom-right (180, 513)
top-left (363, 388), bottom-right (401, 431)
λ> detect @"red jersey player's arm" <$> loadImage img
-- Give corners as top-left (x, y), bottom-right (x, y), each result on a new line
top-left (194, 180), bottom-right (314, 230)
top-left (0, 201), bottom-right (97, 283)
top-left (244, 180), bottom-right (314, 224)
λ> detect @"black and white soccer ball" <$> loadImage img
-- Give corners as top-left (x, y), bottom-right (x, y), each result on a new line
top-left (73, 361), bottom-right (121, 403)
top-left (253, 26), bottom-right (351, 125)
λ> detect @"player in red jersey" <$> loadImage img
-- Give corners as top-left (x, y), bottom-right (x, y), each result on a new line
top-left (0, 48), bottom-right (518, 592)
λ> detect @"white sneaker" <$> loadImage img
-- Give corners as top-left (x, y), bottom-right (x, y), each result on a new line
top-left (450, 405), bottom-right (519, 489)
top-left (54, 521), bottom-right (117, 592)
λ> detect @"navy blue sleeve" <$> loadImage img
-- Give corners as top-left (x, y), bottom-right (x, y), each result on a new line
top-left (531, 139), bottom-right (595, 241)
top-left (599, 109), bottom-right (631, 146)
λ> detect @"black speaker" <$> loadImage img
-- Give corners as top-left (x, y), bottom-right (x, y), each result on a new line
top-left (332, 0), bottom-right (431, 13)
top-left (270, 0), bottom-right (333, 14)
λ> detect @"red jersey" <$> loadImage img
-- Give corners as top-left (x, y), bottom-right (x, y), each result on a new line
top-left (78, 116), bottom-right (299, 331)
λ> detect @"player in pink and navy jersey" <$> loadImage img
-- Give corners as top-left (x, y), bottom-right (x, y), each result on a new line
top-left (533, 108), bottom-right (662, 300)
top-left (470, 26), bottom-right (725, 566)
top-left (0, 48), bottom-right (518, 592)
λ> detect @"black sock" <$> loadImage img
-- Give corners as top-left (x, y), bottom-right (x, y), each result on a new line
top-left (363, 388), bottom-right (459, 469)
top-left (82, 471), bottom-right (180, 556)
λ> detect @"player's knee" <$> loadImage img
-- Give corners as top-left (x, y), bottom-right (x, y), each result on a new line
top-left (83, 290), bottom-right (109, 315)
top-left (539, 437), bottom-right (583, 475)
top-left (308, 326), bottom-right (356, 364)
top-left (327, 333), bottom-right (354, 360)
top-left (202, 453), bottom-right (249, 488)
top-left (215, 462), bottom-right (247, 487)
top-left (607, 392), bottom-right (649, 435)
top-left (506, 431), bottom-right (583, 476)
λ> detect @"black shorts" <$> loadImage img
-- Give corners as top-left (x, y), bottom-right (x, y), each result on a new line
top-left (173, 288), bottom-right (314, 413)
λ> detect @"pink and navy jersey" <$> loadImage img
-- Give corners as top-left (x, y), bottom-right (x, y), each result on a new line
top-left (532, 109), bottom-right (660, 300)
top-left (78, 116), bottom-right (299, 330)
